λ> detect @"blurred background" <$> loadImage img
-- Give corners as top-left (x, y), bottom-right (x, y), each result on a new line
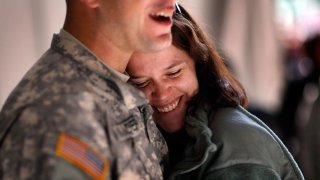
top-left (0, 0), bottom-right (320, 179)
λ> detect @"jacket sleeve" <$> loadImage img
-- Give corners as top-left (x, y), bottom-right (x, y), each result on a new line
top-left (204, 164), bottom-right (281, 180)
top-left (0, 94), bottom-right (112, 180)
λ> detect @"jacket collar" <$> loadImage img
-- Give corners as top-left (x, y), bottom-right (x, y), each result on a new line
top-left (170, 103), bottom-right (218, 178)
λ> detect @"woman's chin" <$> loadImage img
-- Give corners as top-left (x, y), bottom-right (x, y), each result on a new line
top-left (153, 101), bottom-right (187, 133)
top-left (157, 119), bottom-right (185, 133)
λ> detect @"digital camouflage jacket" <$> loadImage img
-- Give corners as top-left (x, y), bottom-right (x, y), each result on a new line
top-left (0, 32), bottom-right (168, 180)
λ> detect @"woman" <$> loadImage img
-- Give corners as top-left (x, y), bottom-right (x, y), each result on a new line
top-left (127, 4), bottom-right (304, 180)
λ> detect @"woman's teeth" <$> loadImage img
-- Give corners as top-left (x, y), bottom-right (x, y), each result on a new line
top-left (157, 99), bottom-right (179, 113)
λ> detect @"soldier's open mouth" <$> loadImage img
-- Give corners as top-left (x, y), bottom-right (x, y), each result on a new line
top-left (150, 12), bottom-right (172, 24)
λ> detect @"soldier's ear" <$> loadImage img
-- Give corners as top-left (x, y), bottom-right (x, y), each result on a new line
top-left (80, 0), bottom-right (99, 8)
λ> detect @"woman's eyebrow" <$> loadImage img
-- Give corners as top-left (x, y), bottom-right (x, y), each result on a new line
top-left (129, 76), bottom-right (145, 79)
top-left (129, 60), bottom-right (186, 79)
top-left (165, 61), bottom-right (185, 70)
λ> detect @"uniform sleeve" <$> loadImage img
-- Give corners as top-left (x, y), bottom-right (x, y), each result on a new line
top-left (204, 164), bottom-right (281, 180)
top-left (0, 94), bottom-right (112, 180)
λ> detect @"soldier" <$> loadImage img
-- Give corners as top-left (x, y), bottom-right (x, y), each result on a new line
top-left (0, 0), bottom-right (176, 179)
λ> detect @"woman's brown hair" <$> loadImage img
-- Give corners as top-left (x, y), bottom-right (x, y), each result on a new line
top-left (172, 4), bottom-right (248, 110)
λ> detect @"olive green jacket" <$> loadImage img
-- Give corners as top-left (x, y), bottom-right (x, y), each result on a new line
top-left (168, 105), bottom-right (304, 180)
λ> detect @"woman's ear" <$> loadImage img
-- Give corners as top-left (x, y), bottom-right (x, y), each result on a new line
top-left (80, 0), bottom-right (99, 8)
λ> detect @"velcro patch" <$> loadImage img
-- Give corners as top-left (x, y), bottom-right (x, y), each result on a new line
top-left (56, 133), bottom-right (109, 180)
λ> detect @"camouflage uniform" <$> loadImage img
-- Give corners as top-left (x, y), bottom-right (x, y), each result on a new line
top-left (0, 30), bottom-right (168, 180)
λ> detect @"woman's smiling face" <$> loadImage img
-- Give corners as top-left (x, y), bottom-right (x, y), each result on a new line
top-left (127, 45), bottom-right (199, 132)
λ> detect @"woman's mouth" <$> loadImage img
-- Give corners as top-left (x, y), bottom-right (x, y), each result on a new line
top-left (156, 98), bottom-right (180, 113)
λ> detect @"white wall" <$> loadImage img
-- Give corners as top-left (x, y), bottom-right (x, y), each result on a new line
top-left (181, 0), bottom-right (283, 112)
top-left (0, 1), bottom-right (65, 108)
top-left (220, 0), bottom-right (283, 112)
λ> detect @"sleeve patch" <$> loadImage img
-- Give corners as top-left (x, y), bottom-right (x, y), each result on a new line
top-left (55, 133), bottom-right (109, 180)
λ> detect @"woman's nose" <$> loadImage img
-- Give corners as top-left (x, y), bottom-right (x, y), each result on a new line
top-left (151, 81), bottom-right (171, 101)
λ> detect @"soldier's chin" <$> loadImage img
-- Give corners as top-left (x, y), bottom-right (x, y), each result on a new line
top-left (144, 34), bottom-right (172, 52)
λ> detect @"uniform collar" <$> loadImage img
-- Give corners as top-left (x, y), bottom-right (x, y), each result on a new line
top-left (59, 29), bottom-right (130, 82)
top-left (51, 31), bottom-right (147, 108)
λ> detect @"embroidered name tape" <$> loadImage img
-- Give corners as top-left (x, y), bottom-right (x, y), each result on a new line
top-left (113, 116), bottom-right (143, 141)
top-left (56, 133), bottom-right (109, 180)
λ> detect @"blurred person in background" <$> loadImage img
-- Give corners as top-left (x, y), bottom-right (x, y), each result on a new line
top-left (277, 37), bottom-right (307, 155)
top-left (127, 4), bottom-right (304, 179)
top-left (294, 33), bottom-right (320, 180)
top-left (277, 34), bottom-right (320, 155)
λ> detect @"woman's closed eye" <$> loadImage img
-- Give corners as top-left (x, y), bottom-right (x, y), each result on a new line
top-left (167, 69), bottom-right (182, 78)
top-left (132, 80), bottom-right (150, 88)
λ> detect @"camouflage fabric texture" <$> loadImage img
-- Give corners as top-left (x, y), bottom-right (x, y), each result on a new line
top-left (0, 34), bottom-right (168, 180)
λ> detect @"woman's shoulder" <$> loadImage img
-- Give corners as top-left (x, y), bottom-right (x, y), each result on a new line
top-left (205, 106), bottom-right (303, 179)
top-left (208, 106), bottom-right (283, 164)
top-left (209, 106), bottom-right (272, 139)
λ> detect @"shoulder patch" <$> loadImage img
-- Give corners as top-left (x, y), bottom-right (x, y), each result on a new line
top-left (55, 133), bottom-right (109, 180)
